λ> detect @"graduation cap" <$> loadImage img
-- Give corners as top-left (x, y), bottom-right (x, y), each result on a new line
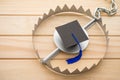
top-left (56, 20), bottom-right (88, 49)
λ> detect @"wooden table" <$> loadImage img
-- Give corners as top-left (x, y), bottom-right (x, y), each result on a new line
top-left (0, 0), bottom-right (120, 80)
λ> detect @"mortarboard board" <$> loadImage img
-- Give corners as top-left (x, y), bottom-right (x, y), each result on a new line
top-left (56, 20), bottom-right (88, 49)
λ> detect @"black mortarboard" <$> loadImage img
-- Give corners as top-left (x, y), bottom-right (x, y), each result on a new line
top-left (56, 20), bottom-right (88, 48)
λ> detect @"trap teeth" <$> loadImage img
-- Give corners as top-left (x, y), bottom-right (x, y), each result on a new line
top-left (97, 18), bottom-right (103, 26)
top-left (78, 6), bottom-right (85, 13)
top-left (34, 24), bottom-right (38, 30)
top-left (54, 67), bottom-right (61, 72)
top-left (91, 64), bottom-right (96, 69)
top-left (43, 13), bottom-right (48, 20)
top-left (103, 24), bottom-right (106, 31)
top-left (48, 9), bottom-right (54, 16)
top-left (70, 5), bottom-right (77, 11)
top-left (38, 17), bottom-right (42, 25)
top-left (106, 31), bottom-right (109, 36)
top-left (82, 67), bottom-right (88, 72)
top-left (32, 4), bottom-right (109, 75)
top-left (55, 6), bottom-right (61, 13)
top-left (62, 69), bottom-right (70, 74)
top-left (85, 9), bottom-right (93, 18)
top-left (62, 4), bottom-right (69, 11)
top-left (72, 69), bottom-right (80, 74)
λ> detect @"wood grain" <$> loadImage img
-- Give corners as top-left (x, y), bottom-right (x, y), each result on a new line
top-left (0, 16), bottom-right (120, 35)
top-left (0, 0), bottom-right (120, 79)
top-left (0, 60), bottom-right (120, 80)
top-left (0, 0), bottom-right (119, 15)
top-left (0, 36), bottom-right (119, 59)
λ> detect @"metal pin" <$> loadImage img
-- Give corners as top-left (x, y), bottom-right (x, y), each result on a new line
top-left (84, 19), bottom-right (96, 30)
top-left (42, 48), bottom-right (60, 64)
top-left (42, 19), bottom-right (97, 64)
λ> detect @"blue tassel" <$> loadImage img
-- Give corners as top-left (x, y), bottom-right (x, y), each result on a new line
top-left (66, 33), bottom-right (82, 64)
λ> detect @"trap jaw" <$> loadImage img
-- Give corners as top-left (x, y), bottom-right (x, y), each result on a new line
top-left (32, 5), bottom-right (109, 75)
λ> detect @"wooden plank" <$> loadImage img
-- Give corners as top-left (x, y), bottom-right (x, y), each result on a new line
top-left (0, 16), bottom-right (120, 35)
top-left (0, 16), bottom-right (38, 35)
top-left (0, 36), bottom-right (36, 58)
top-left (0, 0), bottom-right (119, 80)
top-left (0, 60), bottom-right (120, 80)
top-left (0, 0), bottom-right (119, 15)
top-left (0, 36), bottom-right (119, 59)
